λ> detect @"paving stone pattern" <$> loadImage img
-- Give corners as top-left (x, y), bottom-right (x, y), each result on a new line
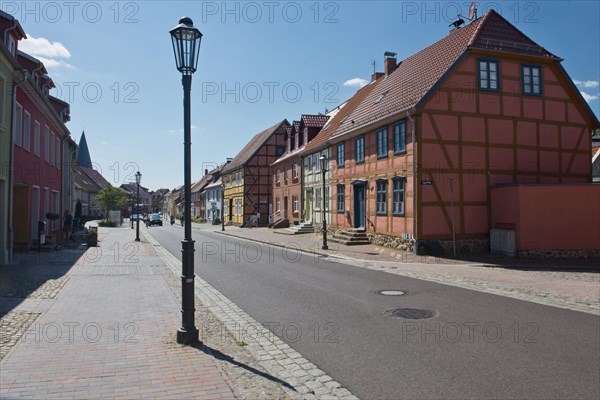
top-left (0, 228), bottom-right (236, 400)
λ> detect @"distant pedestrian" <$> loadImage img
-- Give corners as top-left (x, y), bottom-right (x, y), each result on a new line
top-left (63, 210), bottom-right (73, 241)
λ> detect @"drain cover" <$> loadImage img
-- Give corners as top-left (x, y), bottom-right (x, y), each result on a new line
top-left (378, 290), bottom-right (405, 296)
top-left (385, 308), bottom-right (437, 319)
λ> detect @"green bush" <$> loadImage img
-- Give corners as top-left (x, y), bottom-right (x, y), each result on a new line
top-left (98, 221), bottom-right (117, 227)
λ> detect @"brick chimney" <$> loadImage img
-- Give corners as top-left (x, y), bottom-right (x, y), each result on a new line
top-left (384, 51), bottom-right (398, 77)
top-left (205, 168), bottom-right (208, 176)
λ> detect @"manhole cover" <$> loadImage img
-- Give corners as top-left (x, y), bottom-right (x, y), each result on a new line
top-left (385, 308), bottom-right (437, 319)
top-left (378, 290), bottom-right (405, 296)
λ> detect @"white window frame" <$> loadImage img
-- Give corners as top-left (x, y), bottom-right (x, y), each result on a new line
top-left (14, 103), bottom-right (22, 147)
top-left (33, 121), bottom-right (41, 157)
top-left (292, 163), bottom-right (298, 179)
top-left (275, 169), bottom-right (280, 184)
top-left (50, 132), bottom-right (55, 165)
top-left (303, 157), bottom-right (311, 174)
top-left (44, 125), bottom-right (50, 162)
top-left (314, 187), bottom-right (322, 211)
top-left (55, 136), bottom-right (60, 167)
top-left (23, 111), bottom-right (31, 151)
top-left (292, 195), bottom-right (298, 212)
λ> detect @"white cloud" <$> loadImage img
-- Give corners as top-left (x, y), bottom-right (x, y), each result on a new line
top-left (580, 91), bottom-right (599, 102)
top-left (36, 57), bottom-right (76, 70)
top-left (573, 80), bottom-right (599, 89)
top-left (343, 78), bottom-right (369, 88)
top-left (21, 34), bottom-right (71, 59)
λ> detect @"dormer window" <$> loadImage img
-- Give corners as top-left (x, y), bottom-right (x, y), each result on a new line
top-left (303, 127), bottom-right (308, 146)
top-left (8, 36), bottom-right (16, 56)
top-left (295, 132), bottom-right (299, 148)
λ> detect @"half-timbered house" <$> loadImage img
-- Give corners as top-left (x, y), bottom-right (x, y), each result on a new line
top-left (222, 120), bottom-right (289, 226)
top-left (328, 10), bottom-right (599, 255)
top-left (272, 115), bottom-right (329, 227)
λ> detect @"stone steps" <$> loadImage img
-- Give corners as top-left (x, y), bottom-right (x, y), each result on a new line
top-left (330, 228), bottom-right (371, 246)
top-left (275, 222), bottom-right (315, 235)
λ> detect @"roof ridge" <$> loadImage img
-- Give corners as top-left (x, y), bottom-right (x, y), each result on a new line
top-left (467, 10), bottom-right (491, 47)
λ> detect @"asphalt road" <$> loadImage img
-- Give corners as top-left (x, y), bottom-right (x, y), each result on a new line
top-left (148, 224), bottom-right (600, 400)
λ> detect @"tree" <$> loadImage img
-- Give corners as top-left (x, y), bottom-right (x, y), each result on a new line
top-left (75, 200), bottom-right (82, 220)
top-left (96, 186), bottom-right (128, 220)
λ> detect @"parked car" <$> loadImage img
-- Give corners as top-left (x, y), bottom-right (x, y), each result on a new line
top-left (147, 213), bottom-right (163, 226)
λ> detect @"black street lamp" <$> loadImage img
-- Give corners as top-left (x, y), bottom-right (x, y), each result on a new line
top-left (170, 16), bottom-right (202, 345)
top-left (320, 154), bottom-right (328, 250)
top-left (130, 196), bottom-right (134, 229)
top-left (135, 171), bottom-right (142, 241)
top-left (221, 181), bottom-right (225, 231)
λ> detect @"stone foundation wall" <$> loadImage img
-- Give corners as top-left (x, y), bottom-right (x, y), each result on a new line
top-left (367, 233), bottom-right (415, 253)
top-left (330, 227), bottom-right (600, 259)
top-left (415, 238), bottom-right (490, 256)
top-left (518, 248), bottom-right (600, 259)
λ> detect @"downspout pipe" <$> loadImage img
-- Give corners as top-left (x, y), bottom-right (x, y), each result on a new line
top-left (406, 108), bottom-right (417, 254)
top-left (3, 20), bottom-right (18, 45)
top-left (7, 68), bottom-right (28, 263)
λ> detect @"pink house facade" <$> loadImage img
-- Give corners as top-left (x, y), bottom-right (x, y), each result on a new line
top-left (2, 13), bottom-right (72, 250)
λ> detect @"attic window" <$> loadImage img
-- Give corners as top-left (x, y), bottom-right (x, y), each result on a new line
top-left (374, 91), bottom-right (389, 105)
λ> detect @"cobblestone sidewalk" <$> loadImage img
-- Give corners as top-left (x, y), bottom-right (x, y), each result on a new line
top-left (0, 227), bottom-right (237, 399)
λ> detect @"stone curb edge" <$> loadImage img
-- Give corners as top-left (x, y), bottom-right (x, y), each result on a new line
top-left (143, 231), bottom-right (359, 400)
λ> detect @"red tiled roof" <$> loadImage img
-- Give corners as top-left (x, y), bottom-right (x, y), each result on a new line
top-left (301, 114), bottom-right (330, 129)
top-left (334, 10), bottom-right (560, 138)
top-left (222, 120), bottom-right (289, 174)
top-left (293, 121), bottom-right (301, 134)
top-left (469, 12), bottom-right (557, 59)
top-left (302, 78), bottom-right (383, 154)
top-left (81, 167), bottom-right (110, 190)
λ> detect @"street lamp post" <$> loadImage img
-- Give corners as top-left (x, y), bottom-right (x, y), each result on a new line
top-left (319, 154), bottom-right (328, 250)
top-left (135, 171), bottom-right (141, 241)
top-left (221, 182), bottom-right (225, 231)
top-left (170, 16), bottom-right (202, 345)
top-left (130, 196), bottom-right (134, 229)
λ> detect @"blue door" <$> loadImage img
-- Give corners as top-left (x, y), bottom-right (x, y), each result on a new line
top-left (353, 182), bottom-right (366, 228)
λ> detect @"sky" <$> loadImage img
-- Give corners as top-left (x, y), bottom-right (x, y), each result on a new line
top-left (5, 0), bottom-right (600, 191)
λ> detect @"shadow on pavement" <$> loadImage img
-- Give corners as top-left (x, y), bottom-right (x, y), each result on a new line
top-left (193, 343), bottom-right (297, 392)
top-left (0, 245), bottom-right (87, 318)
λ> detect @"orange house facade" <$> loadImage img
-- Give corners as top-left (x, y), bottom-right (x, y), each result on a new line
top-left (328, 10), bottom-right (599, 256)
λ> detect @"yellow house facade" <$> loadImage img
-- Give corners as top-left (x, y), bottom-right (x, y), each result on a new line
top-left (222, 168), bottom-right (244, 225)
